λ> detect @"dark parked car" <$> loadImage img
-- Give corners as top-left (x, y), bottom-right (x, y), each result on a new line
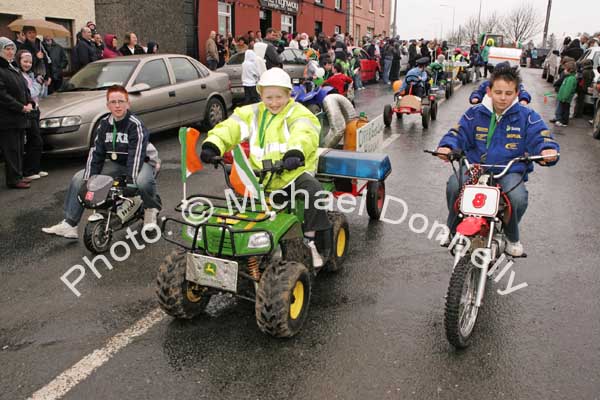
top-left (218, 48), bottom-right (307, 104)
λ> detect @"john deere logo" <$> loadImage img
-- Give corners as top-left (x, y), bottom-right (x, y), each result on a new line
top-left (204, 262), bottom-right (217, 276)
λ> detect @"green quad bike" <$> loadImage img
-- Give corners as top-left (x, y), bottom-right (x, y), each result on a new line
top-left (157, 149), bottom-right (391, 338)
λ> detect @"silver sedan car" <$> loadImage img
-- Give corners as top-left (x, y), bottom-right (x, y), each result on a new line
top-left (40, 54), bottom-right (232, 155)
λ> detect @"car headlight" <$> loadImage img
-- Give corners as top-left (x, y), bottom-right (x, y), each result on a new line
top-left (62, 116), bottom-right (82, 127)
top-left (40, 118), bottom-right (61, 128)
top-left (40, 116), bottom-right (82, 128)
top-left (186, 225), bottom-right (202, 241)
top-left (247, 232), bottom-right (270, 249)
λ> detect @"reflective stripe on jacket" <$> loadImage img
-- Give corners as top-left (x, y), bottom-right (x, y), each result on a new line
top-left (205, 99), bottom-right (321, 189)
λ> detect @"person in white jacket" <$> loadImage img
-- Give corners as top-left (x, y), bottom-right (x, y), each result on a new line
top-left (242, 46), bottom-right (266, 105)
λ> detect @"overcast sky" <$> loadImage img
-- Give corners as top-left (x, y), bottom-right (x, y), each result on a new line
top-left (393, 0), bottom-right (599, 45)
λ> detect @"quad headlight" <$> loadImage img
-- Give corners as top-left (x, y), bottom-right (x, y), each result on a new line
top-left (247, 232), bottom-right (271, 249)
top-left (40, 116), bottom-right (82, 129)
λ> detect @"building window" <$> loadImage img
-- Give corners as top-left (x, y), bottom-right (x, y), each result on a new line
top-left (335, 25), bottom-right (342, 34)
top-left (356, 0), bottom-right (362, 7)
top-left (380, 0), bottom-right (385, 13)
top-left (314, 21), bottom-right (323, 36)
top-left (218, 2), bottom-right (232, 36)
top-left (367, 27), bottom-right (374, 38)
top-left (315, 0), bottom-right (323, 5)
top-left (335, 0), bottom-right (342, 10)
top-left (369, 0), bottom-right (374, 11)
top-left (281, 15), bottom-right (294, 34)
top-left (355, 24), bottom-right (361, 42)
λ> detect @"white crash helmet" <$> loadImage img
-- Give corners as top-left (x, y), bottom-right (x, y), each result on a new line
top-left (257, 68), bottom-right (292, 94)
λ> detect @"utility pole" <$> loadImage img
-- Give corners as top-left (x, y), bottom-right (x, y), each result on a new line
top-left (392, 0), bottom-right (398, 37)
top-left (477, 0), bottom-right (483, 34)
top-left (542, 0), bottom-right (552, 48)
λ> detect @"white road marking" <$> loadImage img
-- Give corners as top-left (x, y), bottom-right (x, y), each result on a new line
top-left (28, 308), bottom-right (165, 400)
top-left (26, 81), bottom-right (467, 400)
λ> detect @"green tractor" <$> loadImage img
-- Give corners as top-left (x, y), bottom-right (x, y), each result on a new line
top-left (157, 150), bottom-right (391, 338)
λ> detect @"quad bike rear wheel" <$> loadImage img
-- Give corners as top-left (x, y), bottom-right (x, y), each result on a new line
top-left (156, 250), bottom-right (212, 319)
top-left (83, 220), bottom-right (112, 254)
top-left (445, 258), bottom-right (481, 349)
top-left (255, 260), bottom-right (311, 338)
top-left (383, 104), bottom-right (393, 127)
top-left (323, 212), bottom-right (350, 272)
top-left (366, 180), bottom-right (386, 220)
top-left (431, 102), bottom-right (438, 121)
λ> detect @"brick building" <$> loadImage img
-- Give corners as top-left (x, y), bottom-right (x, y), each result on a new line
top-left (352, 0), bottom-right (391, 43)
top-left (198, 0), bottom-right (348, 64)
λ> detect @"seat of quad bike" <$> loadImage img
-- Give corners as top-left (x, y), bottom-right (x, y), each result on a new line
top-left (316, 148), bottom-right (391, 181)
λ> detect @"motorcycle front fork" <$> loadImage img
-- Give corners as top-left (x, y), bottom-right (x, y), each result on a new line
top-left (452, 220), bottom-right (497, 308)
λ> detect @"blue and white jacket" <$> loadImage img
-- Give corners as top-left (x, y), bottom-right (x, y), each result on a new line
top-left (438, 96), bottom-right (559, 177)
top-left (400, 66), bottom-right (428, 92)
top-left (84, 111), bottom-right (149, 181)
top-left (469, 80), bottom-right (532, 104)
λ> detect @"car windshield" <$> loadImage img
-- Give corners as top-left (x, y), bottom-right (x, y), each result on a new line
top-left (61, 61), bottom-right (138, 91)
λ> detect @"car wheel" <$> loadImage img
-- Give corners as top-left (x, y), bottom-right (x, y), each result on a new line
top-left (204, 98), bottom-right (226, 130)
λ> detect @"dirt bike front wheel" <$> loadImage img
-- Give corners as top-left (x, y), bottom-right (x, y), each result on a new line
top-left (444, 258), bottom-right (481, 349)
top-left (83, 220), bottom-right (112, 254)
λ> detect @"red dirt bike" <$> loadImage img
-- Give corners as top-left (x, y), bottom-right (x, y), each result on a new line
top-left (425, 150), bottom-right (558, 348)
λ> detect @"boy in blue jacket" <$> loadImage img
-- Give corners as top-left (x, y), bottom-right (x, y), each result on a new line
top-left (469, 63), bottom-right (531, 105)
top-left (436, 65), bottom-right (559, 256)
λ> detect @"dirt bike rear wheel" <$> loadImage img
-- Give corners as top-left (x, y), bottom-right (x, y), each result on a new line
top-left (83, 220), bottom-right (112, 254)
top-left (445, 258), bottom-right (481, 349)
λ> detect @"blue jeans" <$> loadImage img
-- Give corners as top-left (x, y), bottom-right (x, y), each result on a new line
top-left (64, 161), bottom-right (161, 226)
top-left (446, 171), bottom-right (528, 242)
top-left (353, 72), bottom-right (363, 89)
top-left (383, 58), bottom-right (393, 84)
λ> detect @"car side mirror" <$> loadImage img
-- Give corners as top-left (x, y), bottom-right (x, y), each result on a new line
top-left (129, 83), bottom-right (151, 94)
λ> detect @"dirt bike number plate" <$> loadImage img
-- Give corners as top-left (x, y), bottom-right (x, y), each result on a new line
top-left (186, 253), bottom-right (238, 293)
top-left (460, 185), bottom-right (500, 218)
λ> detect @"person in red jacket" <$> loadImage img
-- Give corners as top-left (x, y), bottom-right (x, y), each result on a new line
top-left (323, 63), bottom-right (353, 95)
top-left (102, 34), bottom-right (121, 59)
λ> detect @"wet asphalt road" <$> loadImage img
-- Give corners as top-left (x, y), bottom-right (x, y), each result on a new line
top-left (1, 68), bottom-right (600, 400)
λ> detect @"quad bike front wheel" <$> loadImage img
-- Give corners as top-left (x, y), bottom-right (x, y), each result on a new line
top-left (83, 220), bottom-right (112, 254)
top-left (255, 260), bottom-right (311, 338)
top-left (383, 104), bottom-right (393, 127)
top-left (156, 250), bottom-right (212, 319)
top-left (445, 258), bottom-right (481, 349)
top-left (323, 211), bottom-right (350, 272)
top-left (366, 180), bottom-right (386, 220)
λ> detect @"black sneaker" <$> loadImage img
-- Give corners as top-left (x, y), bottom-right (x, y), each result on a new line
top-left (549, 118), bottom-right (558, 123)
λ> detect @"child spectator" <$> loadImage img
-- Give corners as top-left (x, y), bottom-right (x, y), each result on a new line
top-left (242, 49), bottom-right (265, 105)
top-left (350, 48), bottom-right (364, 90)
top-left (551, 61), bottom-right (578, 127)
top-left (16, 50), bottom-right (48, 180)
top-left (323, 63), bottom-right (353, 96)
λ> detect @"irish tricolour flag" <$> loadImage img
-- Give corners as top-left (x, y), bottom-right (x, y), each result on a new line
top-left (230, 144), bottom-right (261, 199)
top-left (178, 127), bottom-right (203, 182)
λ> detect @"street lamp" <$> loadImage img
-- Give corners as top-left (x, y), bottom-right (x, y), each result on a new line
top-left (440, 4), bottom-right (455, 41)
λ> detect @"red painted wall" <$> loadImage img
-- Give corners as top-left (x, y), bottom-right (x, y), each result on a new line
top-left (198, 0), bottom-right (218, 63)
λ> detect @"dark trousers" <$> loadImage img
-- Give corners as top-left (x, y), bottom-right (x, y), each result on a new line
top-left (483, 62), bottom-right (489, 78)
top-left (0, 129), bottom-right (25, 186)
top-left (48, 77), bottom-right (63, 95)
top-left (23, 113), bottom-right (43, 176)
top-left (556, 101), bottom-right (571, 124)
top-left (207, 59), bottom-right (218, 71)
top-left (243, 86), bottom-right (260, 105)
top-left (274, 172), bottom-right (332, 233)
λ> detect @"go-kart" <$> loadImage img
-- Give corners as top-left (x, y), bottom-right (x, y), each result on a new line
top-left (383, 76), bottom-right (437, 129)
top-left (157, 150), bottom-right (391, 338)
top-left (428, 62), bottom-right (453, 100)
